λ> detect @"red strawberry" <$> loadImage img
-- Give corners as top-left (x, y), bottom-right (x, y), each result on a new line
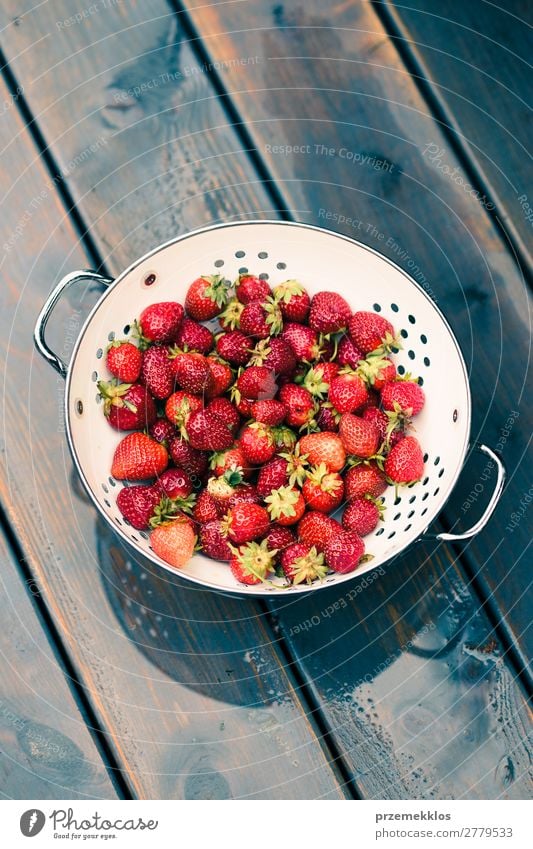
top-left (256, 456), bottom-right (290, 498)
top-left (302, 464), bottom-right (344, 513)
top-left (381, 380), bottom-right (425, 417)
top-left (236, 273), bottom-right (271, 304)
top-left (384, 436), bottom-right (424, 483)
top-left (328, 371), bottom-right (369, 413)
top-left (339, 414), bottom-right (380, 458)
top-left (185, 275), bottom-right (229, 320)
top-left (342, 496), bottom-right (381, 536)
top-left (206, 357), bottom-right (233, 398)
top-left (139, 345), bottom-right (174, 400)
top-left (165, 391), bottom-right (203, 437)
top-left (281, 543), bottom-right (328, 585)
top-left (281, 322), bottom-right (322, 361)
top-left (206, 397), bottom-right (241, 435)
top-left (116, 483), bottom-right (163, 530)
top-left (151, 516), bottom-right (196, 569)
top-left (235, 396), bottom-right (254, 418)
top-left (149, 418), bottom-right (176, 446)
top-left (193, 489), bottom-right (220, 524)
top-left (240, 298), bottom-right (283, 339)
top-left (337, 336), bottom-right (364, 369)
top-left (298, 432), bottom-right (345, 472)
top-left (236, 366), bottom-right (277, 400)
top-left (240, 422), bottom-right (276, 465)
top-left (272, 425), bottom-right (298, 452)
top-left (200, 520), bottom-right (233, 560)
top-left (297, 512), bottom-right (342, 553)
top-left (264, 526), bottom-right (296, 557)
top-left (169, 438), bottom-right (208, 477)
top-left (98, 381), bottom-right (157, 431)
top-left (357, 354), bottom-right (396, 390)
top-left (206, 472), bottom-right (252, 512)
top-left (251, 399), bottom-right (287, 426)
top-left (230, 540), bottom-right (277, 585)
top-left (278, 384), bottom-right (316, 428)
top-left (264, 485), bottom-right (306, 526)
top-left (316, 402), bottom-right (341, 432)
top-left (170, 352), bottom-right (213, 395)
top-left (106, 341), bottom-right (142, 383)
top-left (175, 317), bottom-right (214, 354)
top-left (272, 279), bottom-right (310, 323)
top-left (309, 291), bottom-right (351, 334)
top-left (158, 467), bottom-right (193, 500)
top-left (345, 462), bottom-right (387, 500)
top-left (325, 531), bottom-right (365, 574)
top-left (216, 330), bottom-right (250, 365)
top-left (303, 362), bottom-right (339, 398)
top-left (223, 503), bottom-right (270, 545)
top-left (111, 433), bottom-right (168, 481)
top-left (349, 311), bottom-right (395, 353)
top-left (218, 297), bottom-right (244, 331)
top-left (137, 302), bottom-right (184, 344)
top-left (210, 445), bottom-right (249, 478)
top-left (186, 410), bottom-right (233, 451)
top-left (249, 337), bottom-right (296, 375)
top-left (362, 407), bottom-right (388, 441)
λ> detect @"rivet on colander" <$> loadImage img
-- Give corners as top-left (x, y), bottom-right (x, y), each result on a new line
top-left (91, 371), bottom-right (98, 382)
top-left (453, 409), bottom-right (458, 422)
top-left (96, 348), bottom-right (103, 359)
top-left (76, 400), bottom-right (83, 415)
top-left (108, 331), bottom-right (115, 342)
top-left (144, 273), bottom-right (157, 286)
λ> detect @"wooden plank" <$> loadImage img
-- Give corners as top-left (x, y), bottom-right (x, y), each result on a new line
top-left (179, 0), bottom-right (533, 668)
top-left (0, 530), bottom-right (118, 799)
top-left (386, 0), bottom-right (533, 271)
top-left (0, 53), bottom-right (345, 801)
top-left (1, 0), bottom-right (531, 799)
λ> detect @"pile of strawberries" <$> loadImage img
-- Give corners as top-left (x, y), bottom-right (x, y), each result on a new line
top-left (98, 273), bottom-right (426, 586)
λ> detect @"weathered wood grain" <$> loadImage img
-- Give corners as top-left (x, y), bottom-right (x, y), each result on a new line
top-left (179, 0), bottom-right (533, 669)
top-left (0, 529), bottom-right (118, 798)
top-left (0, 59), bottom-right (345, 799)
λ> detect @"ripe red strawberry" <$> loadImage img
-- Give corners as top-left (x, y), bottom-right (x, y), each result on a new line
top-left (236, 366), bottom-right (277, 400)
top-left (298, 432), bottom-right (346, 472)
top-left (302, 464), bottom-right (344, 512)
top-left (149, 418), bottom-right (176, 446)
top-left (303, 362), bottom-right (339, 398)
top-left (316, 402), bottom-right (341, 432)
top-left (216, 330), bottom-right (250, 365)
top-left (251, 399), bottom-right (287, 426)
top-left (206, 397), bottom-right (241, 435)
top-left (169, 438), bottom-right (208, 477)
top-left (206, 471), bottom-right (254, 513)
top-left (139, 345), bottom-right (174, 400)
top-left (281, 322), bottom-right (322, 361)
top-left (349, 311), bottom-right (395, 353)
top-left (265, 485), bottom-right (305, 526)
top-left (106, 341), bottom-right (142, 383)
top-left (264, 526), bottom-right (296, 557)
top-left (230, 540), bottom-right (277, 585)
top-left (337, 336), bottom-right (364, 369)
top-left (281, 543), bottom-right (328, 585)
top-left (342, 496), bottom-right (382, 536)
top-left (193, 489), bottom-right (220, 524)
top-left (362, 407), bottom-right (388, 441)
top-left (345, 462), bottom-right (388, 500)
top-left (111, 433), bottom-right (168, 480)
top-left (218, 297), bottom-right (244, 330)
top-left (98, 381), bottom-right (157, 431)
top-left (384, 436), bottom-right (424, 483)
top-left (200, 520), bottom-right (233, 560)
top-left (158, 467), bottom-right (193, 500)
top-left (175, 317), bottom-right (214, 354)
top-left (185, 275), bottom-right (229, 320)
top-left (170, 352), bottom-right (213, 395)
top-left (165, 391), bottom-right (203, 437)
top-left (137, 302), bottom-right (183, 344)
top-left (223, 503), bottom-right (270, 545)
top-left (235, 273), bottom-right (271, 304)
top-left (151, 516), bottom-right (196, 569)
top-left (297, 511), bottom-right (342, 552)
top-left (256, 456), bottom-right (289, 498)
top-left (272, 279), bottom-right (310, 323)
top-left (240, 422), bottom-right (277, 465)
top-left (309, 291), bottom-right (351, 334)
top-left (278, 384), bottom-right (316, 428)
top-left (357, 354), bottom-right (396, 390)
top-left (210, 445), bottom-right (249, 478)
top-left (339, 414), bottom-right (380, 458)
top-left (206, 357), bottom-right (233, 398)
top-left (325, 531), bottom-right (365, 574)
top-left (186, 410), bottom-right (233, 451)
top-left (328, 371), bottom-right (369, 413)
top-left (272, 425), bottom-right (298, 452)
top-left (249, 337), bottom-right (296, 375)
top-left (240, 298), bottom-right (283, 339)
top-left (116, 483), bottom-right (163, 530)
top-left (381, 380), bottom-right (425, 417)
top-left (235, 396), bottom-right (254, 417)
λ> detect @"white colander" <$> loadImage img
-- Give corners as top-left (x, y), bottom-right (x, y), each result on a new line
top-left (35, 221), bottom-right (505, 595)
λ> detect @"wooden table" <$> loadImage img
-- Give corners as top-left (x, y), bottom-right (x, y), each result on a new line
top-left (0, 0), bottom-right (531, 799)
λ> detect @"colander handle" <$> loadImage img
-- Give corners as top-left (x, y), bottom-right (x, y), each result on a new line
top-left (34, 270), bottom-right (113, 378)
top-left (424, 444), bottom-right (506, 542)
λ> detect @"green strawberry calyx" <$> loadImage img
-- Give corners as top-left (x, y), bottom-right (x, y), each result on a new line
top-left (264, 485), bottom-right (300, 520)
top-left (97, 379), bottom-right (135, 416)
